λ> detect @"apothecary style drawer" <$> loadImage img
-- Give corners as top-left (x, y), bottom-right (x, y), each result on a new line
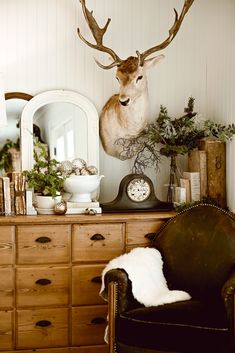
top-left (72, 305), bottom-right (107, 346)
top-left (16, 225), bottom-right (70, 264)
top-left (72, 264), bottom-right (105, 305)
top-left (0, 267), bottom-right (14, 308)
top-left (16, 308), bottom-right (69, 349)
top-left (72, 223), bottom-right (124, 262)
top-left (0, 226), bottom-right (14, 265)
top-left (126, 220), bottom-right (165, 249)
top-left (16, 266), bottom-right (70, 307)
top-left (0, 310), bottom-right (13, 350)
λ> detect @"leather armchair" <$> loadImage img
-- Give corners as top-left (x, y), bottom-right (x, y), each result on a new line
top-left (102, 204), bottom-right (235, 353)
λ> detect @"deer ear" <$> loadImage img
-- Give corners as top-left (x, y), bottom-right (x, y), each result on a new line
top-left (144, 54), bottom-right (165, 69)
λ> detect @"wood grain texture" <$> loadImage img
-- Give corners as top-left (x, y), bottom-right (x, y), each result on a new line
top-left (0, 226), bottom-right (14, 265)
top-left (16, 225), bottom-right (70, 264)
top-left (0, 212), bottom-right (173, 352)
top-left (72, 223), bottom-right (124, 263)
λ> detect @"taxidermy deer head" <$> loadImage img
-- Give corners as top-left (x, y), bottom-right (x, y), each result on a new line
top-left (78, 0), bottom-right (195, 160)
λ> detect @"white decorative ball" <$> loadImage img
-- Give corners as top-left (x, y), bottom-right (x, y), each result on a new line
top-left (72, 158), bottom-right (86, 170)
top-left (80, 167), bottom-right (90, 175)
top-left (58, 160), bottom-right (73, 175)
top-left (86, 165), bottom-right (98, 175)
top-left (74, 168), bottom-right (81, 175)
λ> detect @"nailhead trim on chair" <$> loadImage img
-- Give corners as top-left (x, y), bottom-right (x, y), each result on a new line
top-left (154, 203), bottom-right (235, 240)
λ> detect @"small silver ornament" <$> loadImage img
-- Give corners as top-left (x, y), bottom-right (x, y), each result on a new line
top-left (86, 165), bottom-right (98, 175)
top-left (84, 208), bottom-right (97, 215)
top-left (54, 201), bottom-right (67, 215)
top-left (80, 167), bottom-right (90, 175)
top-left (74, 167), bottom-right (82, 175)
top-left (72, 158), bottom-right (86, 170)
top-left (58, 160), bottom-right (73, 175)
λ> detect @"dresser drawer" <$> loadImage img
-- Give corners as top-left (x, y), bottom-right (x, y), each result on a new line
top-left (0, 226), bottom-right (14, 265)
top-left (72, 264), bottom-right (105, 305)
top-left (16, 225), bottom-right (70, 264)
top-left (16, 308), bottom-right (69, 349)
top-left (16, 266), bottom-right (70, 307)
top-left (126, 220), bottom-right (165, 249)
top-left (72, 305), bottom-right (107, 346)
top-left (0, 267), bottom-right (14, 308)
top-left (72, 223), bottom-right (124, 262)
top-left (0, 310), bottom-right (13, 350)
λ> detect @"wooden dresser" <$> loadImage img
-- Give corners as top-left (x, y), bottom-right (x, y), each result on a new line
top-left (0, 211), bottom-right (175, 353)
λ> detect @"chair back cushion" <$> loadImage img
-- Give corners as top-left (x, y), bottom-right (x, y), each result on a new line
top-left (153, 204), bottom-right (235, 300)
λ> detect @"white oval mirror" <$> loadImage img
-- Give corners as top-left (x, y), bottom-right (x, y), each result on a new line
top-left (21, 90), bottom-right (99, 172)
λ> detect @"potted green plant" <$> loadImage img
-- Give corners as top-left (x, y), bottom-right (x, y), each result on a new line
top-left (23, 139), bottom-right (67, 213)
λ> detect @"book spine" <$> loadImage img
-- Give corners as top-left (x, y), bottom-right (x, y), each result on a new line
top-left (183, 172), bottom-right (200, 202)
top-left (175, 187), bottom-right (186, 204)
top-left (2, 177), bottom-right (11, 215)
top-left (12, 172), bottom-right (26, 215)
top-left (180, 178), bottom-right (191, 203)
top-left (10, 181), bottom-right (15, 215)
top-left (188, 150), bottom-right (207, 199)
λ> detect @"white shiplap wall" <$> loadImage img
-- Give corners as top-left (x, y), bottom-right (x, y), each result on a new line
top-left (0, 0), bottom-right (235, 207)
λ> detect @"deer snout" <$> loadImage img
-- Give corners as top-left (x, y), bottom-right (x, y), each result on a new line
top-left (119, 98), bottom-right (130, 106)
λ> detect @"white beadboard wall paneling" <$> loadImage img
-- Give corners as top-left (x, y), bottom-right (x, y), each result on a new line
top-left (0, 0), bottom-right (235, 205)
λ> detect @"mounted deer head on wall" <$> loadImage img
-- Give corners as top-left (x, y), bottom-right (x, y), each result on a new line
top-left (77, 0), bottom-right (195, 160)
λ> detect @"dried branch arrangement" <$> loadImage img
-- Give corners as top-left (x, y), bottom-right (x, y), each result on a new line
top-left (117, 97), bottom-right (235, 174)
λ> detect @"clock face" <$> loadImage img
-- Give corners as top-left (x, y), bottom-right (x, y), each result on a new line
top-left (126, 177), bottom-right (151, 202)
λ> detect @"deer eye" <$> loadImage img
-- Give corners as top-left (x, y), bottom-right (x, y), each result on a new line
top-left (136, 75), bottom-right (143, 83)
top-left (116, 76), bottom-right (120, 82)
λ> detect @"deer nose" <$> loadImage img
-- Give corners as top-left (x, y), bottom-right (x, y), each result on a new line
top-left (119, 98), bottom-right (130, 106)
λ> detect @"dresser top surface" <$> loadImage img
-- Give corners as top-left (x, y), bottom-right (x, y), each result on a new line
top-left (0, 211), bottom-right (176, 225)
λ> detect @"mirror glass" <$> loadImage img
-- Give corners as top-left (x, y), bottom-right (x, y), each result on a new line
top-left (34, 102), bottom-right (88, 162)
top-left (21, 90), bottom-right (99, 172)
top-left (0, 92), bottom-right (33, 174)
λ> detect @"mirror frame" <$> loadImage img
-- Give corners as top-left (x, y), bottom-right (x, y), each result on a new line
top-left (21, 90), bottom-right (99, 171)
top-left (5, 92), bottom-right (33, 101)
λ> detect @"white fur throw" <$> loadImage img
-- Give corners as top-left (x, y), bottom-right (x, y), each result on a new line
top-left (100, 247), bottom-right (191, 307)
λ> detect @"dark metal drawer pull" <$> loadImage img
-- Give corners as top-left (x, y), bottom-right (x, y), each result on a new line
top-left (91, 317), bottom-right (106, 325)
top-left (35, 278), bottom-right (52, 286)
top-left (144, 233), bottom-right (156, 241)
top-left (91, 276), bottom-right (102, 284)
top-left (35, 320), bottom-right (52, 327)
top-left (90, 233), bottom-right (105, 241)
top-left (35, 236), bottom-right (52, 243)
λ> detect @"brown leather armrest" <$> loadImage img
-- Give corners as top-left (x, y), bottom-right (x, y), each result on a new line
top-left (103, 268), bottom-right (141, 314)
top-left (221, 268), bottom-right (235, 335)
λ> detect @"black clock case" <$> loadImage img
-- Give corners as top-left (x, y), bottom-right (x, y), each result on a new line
top-left (101, 174), bottom-right (173, 213)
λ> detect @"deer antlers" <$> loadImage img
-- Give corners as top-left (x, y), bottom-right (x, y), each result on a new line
top-left (77, 0), bottom-right (195, 69)
top-left (77, 0), bottom-right (121, 69)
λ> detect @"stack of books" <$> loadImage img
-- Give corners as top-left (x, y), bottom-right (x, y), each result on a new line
top-left (0, 172), bottom-right (26, 216)
top-left (179, 140), bottom-right (226, 208)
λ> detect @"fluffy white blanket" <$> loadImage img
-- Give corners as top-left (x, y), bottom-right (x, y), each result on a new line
top-left (100, 247), bottom-right (191, 307)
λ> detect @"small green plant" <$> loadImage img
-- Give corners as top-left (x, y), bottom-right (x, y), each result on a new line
top-left (23, 139), bottom-right (66, 198)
